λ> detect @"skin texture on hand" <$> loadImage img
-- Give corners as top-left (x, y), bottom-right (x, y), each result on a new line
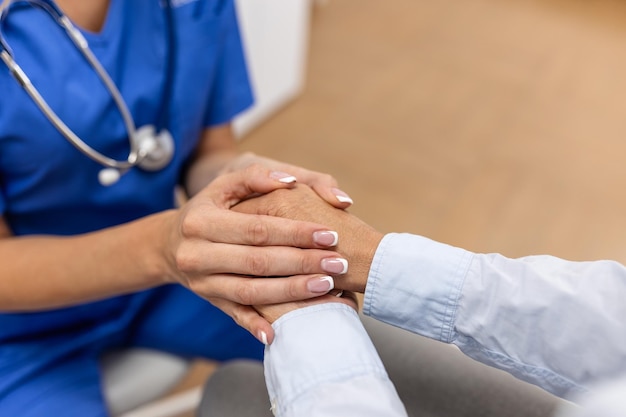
top-left (234, 184), bottom-right (385, 293)
top-left (168, 165), bottom-right (351, 343)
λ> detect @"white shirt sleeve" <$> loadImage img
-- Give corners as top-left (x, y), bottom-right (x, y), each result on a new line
top-left (363, 233), bottom-right (626, 400)
top-left (556, 377), bottom-right (626, 417)
top-left (263, 303), bottom-right (408, 417)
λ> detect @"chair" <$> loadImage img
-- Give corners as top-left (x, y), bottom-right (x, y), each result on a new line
top-left (101, 348), bottom-right (193, 417)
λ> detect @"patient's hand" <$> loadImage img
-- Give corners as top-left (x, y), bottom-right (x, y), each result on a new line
top-left (234, 185), bottom-right (384, 293)
top-left (254, 291), bottom-right (359, 344)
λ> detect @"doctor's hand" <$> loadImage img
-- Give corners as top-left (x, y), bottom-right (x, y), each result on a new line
top-left (165, 165), bottom-right (347, 344)
top-left (233, 184), bottom-right (385, 294)
top-left (222, 152), bottom-right (355, 209)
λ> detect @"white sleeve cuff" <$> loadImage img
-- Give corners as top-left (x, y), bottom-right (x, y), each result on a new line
top-left (363, 233), bottom-right (473, 343)
top-left (264, 303), bottom-right (391, 416)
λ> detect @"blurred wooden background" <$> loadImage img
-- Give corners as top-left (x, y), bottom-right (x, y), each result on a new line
top-left (173, 0), bottom-right (626, 414)
top-left (243, 0), bottom-right (626, 263)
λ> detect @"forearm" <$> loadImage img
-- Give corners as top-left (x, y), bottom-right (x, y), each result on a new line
top-left (183, 124), bottom-right (242, 197)
top-left (184, 150), bottom-right (285, 197)
top-left (265, 303), bottom-right (408, 417)
top-left (184, 148), bottom-right (241, 197)
top-left (0, 210), bottom-right (176, 311)
top-left (365, 233), bottom-right (626, 399)
top-left (456, 251), bottom-right (626, 398)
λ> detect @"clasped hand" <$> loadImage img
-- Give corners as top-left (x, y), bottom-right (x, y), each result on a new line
top-left (166, 164), bottom-right (366, 344)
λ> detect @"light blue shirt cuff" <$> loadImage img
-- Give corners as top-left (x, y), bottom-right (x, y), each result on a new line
top-left (264, 303), bottom-right (392, 416)
top-left (363, 233), bottom-right (473, 343)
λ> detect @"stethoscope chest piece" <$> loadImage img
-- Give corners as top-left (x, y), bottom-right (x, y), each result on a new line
top-left (97, 126), bottom-right (175, 186)
top-left (133, 125), bottom-right (175, 171)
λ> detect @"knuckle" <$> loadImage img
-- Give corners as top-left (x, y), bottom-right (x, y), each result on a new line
top-left (321, 173), bottom-right (336, 184)
top-left (245, 163), bottom-right (265, 177)
top-left (246, 252), bottom-right (271, 276)
top-left (175, 245), bottom-right (196, 273)
top-left (234, 283), bottom-right (258, 305)
top-left (272, 201), bottom-right (291, 219)
top-left (267, 189), bottom-right (297, 218)
top-left (287, 281), bottom-right (301, 300)
top-left (247, 220), bottom-right (270, 245)
top-left (187, 278), bottom-right (204, 295)
top-left (298, 253), bottom-right (310, 274)
top-left (299, 250), bottom-right (325, 274)
top-left (180, 213), bottom-right (201, 238)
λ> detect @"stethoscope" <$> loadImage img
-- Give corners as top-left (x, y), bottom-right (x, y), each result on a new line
top-left (0, 0), bottom-right (175, 186)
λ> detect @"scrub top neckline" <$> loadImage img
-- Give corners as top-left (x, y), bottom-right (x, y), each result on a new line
top-left (73, 0), bottom-right (119, 46)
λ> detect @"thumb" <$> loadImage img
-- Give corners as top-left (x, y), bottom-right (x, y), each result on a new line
top-left (203, 164), bottom-right (298, 208)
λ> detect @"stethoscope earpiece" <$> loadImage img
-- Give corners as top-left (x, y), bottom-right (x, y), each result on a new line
top-left (98, 168), bottom-right (122, 186)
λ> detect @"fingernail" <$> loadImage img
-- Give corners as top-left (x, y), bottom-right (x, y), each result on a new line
top-left (313, 231), bottom-right (338, 246)
top-left (270, 171), bottom-right (297, 184)
top-left (335, 290), bottom-right (344, 298)
top-left (321, 258), bottom-right (349, 274)
top-left (332, 188), bottom-right (353, 204)
top-left (307, 276), bottom-right (334, 293)
top-left (258, 331), bottom-right (268, 345)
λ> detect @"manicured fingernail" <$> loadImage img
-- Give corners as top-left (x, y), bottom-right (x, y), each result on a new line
top-left (313, 231), bottom-right (338, 246)
top-left (332, 188), bottom-right (353, 204)
top-left (335, 290), bottom-right (344, 298)
top-left (321, 258), bottom-right (349, 274)
top-left (307, 276), bottom-right (334, 293)
top-left (259, 331), bottom-right (268, 345)
top-left (270, 171), bottom-right (297, 184)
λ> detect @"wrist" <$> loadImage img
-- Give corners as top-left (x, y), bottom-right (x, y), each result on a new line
top-left (339, 223), bottom-right (384, 293)
top-left (142, 209), bottom-right (180, 285)
top-left (184, 150), bottom-right (241, 197)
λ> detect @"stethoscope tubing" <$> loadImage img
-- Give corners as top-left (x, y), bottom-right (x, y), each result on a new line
top-left (1, 48), bottom-right (140, 170)
top-left (0, 0), bottom-right (171, 171)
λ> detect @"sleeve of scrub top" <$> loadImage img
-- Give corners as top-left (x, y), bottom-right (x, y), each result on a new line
top-left (202, 0), bottom-right (254, 127)
top-left (264, 303), bottom-right (408, 417)
top-left (363, 233), bottom-right (626, 401)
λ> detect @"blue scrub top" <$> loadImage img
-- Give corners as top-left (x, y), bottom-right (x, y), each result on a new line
top-left (0, 0), bottom-right (253, 340)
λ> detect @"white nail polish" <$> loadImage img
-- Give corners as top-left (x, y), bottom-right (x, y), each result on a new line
top-left (335, 290), bottom-right (344, 298)
top-left (260, 331), bottom-right (268, 345)
top-left (328, 231), bottom-right (339, 246)
top-left (278, 176), bottom-right (297, 184)
top-left (313, 230), bottom-right (339, 247)
top-left (270, 171), bottom-right (297, 183)
top-left (336, 195), bottom-right (354, 204)
top-left (321, 276), bottom-right (335, 291)
top-left (336, 258), bottom-right (349, 274)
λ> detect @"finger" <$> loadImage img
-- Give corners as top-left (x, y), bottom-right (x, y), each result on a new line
top-left (182, 209), bottom-right (338, 248)
top-left (208, 297), bottom-right (275, 345)
top-left (202, 164), bottom-right (298, 208)
top-left (178, 242), bottom-right (346, 277)
top-left (191, 274), bottom-right (339, 306)
top-left (311, 184), bottom-right (354, 209)
top-left (285, 169), bottom-right (354, 209)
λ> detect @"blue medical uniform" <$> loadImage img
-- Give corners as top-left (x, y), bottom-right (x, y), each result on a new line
top-left (0, 1), bottom-right (263, 415)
